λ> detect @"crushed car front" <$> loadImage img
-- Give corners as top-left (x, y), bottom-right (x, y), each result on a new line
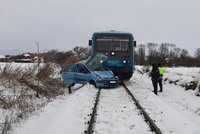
top-left (86, 53), bottom-right (119, 88)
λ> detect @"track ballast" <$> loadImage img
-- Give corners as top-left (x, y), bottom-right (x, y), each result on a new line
top-left (84, 82), bottom-right (162, 134)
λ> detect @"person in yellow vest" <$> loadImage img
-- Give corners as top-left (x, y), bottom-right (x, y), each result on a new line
top-left (158, 63), bottom-right (165, 92)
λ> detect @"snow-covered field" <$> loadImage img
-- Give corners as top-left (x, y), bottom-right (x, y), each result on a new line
top-left (1, 64), bottom-right (200, 134)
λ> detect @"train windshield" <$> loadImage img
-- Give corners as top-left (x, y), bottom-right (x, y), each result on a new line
top-left (95, 36), bottom-right (130, 52)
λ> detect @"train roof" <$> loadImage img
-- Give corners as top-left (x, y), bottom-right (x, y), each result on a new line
top-left (92, 30), bottom-right (133, 36)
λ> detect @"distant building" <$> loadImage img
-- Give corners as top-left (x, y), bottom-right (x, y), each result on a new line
top-left (0, 53), bottom-right (49, 63)
top-left (0, 55), bottom-right (7, 62)
top-left (22, 53), bottom-right (49, 63)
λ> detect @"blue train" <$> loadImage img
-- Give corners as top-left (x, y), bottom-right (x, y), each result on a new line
top-left (89, 30), bottom-right (136, 80)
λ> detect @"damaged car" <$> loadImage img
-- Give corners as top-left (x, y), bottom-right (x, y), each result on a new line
top-left (62, 53), bottom-right (119, 88)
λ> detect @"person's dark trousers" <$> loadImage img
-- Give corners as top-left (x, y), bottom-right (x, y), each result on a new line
top-left (152, 80), bottom-right (158, 95)
top-left (158, 75), bottom-right (163, 92)
top-left (158, 79), bottom-right (162, 92)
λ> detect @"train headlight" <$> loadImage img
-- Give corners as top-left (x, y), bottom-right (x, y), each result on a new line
top-left (112, 52), bottom-right (115, 55)
top-left (100, 60), bottom-right (103, 63)
top-left (123, 60), bottom-right (126, 63)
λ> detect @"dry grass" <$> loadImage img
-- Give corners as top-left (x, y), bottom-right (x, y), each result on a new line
top-left (0, 63), bottom-right (67, 134)
top-left (62, 55), bottom-right (87, 67)
top-left (1, 116), bottom-right (12, 134)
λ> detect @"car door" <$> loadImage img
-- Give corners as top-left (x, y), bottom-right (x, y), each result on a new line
top-left (75, 64), bottom-right (90, 84)
top-left (62, 64), bottom-right (77, 84)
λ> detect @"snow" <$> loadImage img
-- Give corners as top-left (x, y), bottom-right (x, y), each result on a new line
top-left (14, 85), bottom-right (96, 134)
top-left (164, 67), bottom-right (200, 86)
top-left (1, 65), bottom-right (200, 134)
top-left (126, 74), bottom-right (200, 134)
top-left (95, 87), bottom-right (151, 134)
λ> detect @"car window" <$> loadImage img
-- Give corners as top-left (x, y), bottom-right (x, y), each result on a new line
top-left (86, 52), bottom-right (108, 71)
top-left (69, 64), bottom-right (77, 72)
top-left (77, 64), bottom-right (89, 73)
top-left (63, 64), bottom-right (76, 72)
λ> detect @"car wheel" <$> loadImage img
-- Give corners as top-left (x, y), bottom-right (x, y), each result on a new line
top-left (71, 83), bottom-right (75, 86)
top-left (90, 80), bottom-right (96, 87)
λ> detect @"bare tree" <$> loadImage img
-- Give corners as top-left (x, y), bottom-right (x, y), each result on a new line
top-left (159, 43), bottom-right (170, 64)
top-left (180, 49), bottom-right (189, 59)
top-left (195, 48), bottom-right (200, 58)
top-left (166, 44), bottom-right (176, 66)
top-left (174, 47), bottom-right (181, 58)
top-left (147, 43), bottom-right (158, 56)
top-left (46, 49), bottom-right (74, 66)
top-left (179, 49), bottom-right (190, 66)
top-left (137, 44), bottom-right (146, 65)
top-left (194, 48), bottom-right (200, 67)
top-left (146, 43), bottom-right (159, 65)
top-left (134, 50), bottom-right (139, 65)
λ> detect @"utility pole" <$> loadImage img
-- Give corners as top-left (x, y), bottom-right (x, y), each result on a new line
top-left (35, 40), bottom-right (40, 87)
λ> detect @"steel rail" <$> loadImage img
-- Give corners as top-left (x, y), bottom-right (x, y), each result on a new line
top-left (85, 88), bottom-right (101, 134)
top-left (121, 82), bottom-right (163, 134)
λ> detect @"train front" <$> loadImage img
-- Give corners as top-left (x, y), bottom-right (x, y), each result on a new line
top-left (91, 31), bottom-right (136, 80)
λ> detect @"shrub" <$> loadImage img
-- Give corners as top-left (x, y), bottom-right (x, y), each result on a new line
top-left (185, 81), bottom-right (198, 90)
top-left (0, 63), bottom-right (67, 133)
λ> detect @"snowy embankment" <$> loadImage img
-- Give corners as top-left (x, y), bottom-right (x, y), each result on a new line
top-left (1, 64), bottom-right (200, 134)
top-left (14, 85), bottom-right (97, 134)
top-left (126, 66), bottom-right (200, 134)
top-left (0, 62), bottom-right (66, 133)
top-left (137, 66), bottom-right (200, 89)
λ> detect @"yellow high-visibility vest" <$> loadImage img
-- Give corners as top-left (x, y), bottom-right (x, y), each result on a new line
top-left (158, 67), bottom-right (165, 75)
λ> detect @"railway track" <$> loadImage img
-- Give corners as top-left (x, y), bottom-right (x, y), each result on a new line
top-left (84, 82), bottom-right (162, 134)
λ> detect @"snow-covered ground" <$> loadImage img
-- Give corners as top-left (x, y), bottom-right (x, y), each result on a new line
top-left (1, 65), bottom-right (200, 134)
top-left (14, 85), bottom-right (96, 134)
top-left (95, 87), bottom-right (151, 134)
top-left (126, 66), bottom-right (200, 134)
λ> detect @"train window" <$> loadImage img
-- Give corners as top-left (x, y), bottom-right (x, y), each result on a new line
top-left (95, 37), bottom-right (130, 52)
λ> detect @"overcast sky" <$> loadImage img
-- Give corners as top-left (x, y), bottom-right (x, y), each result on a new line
top-left (0, 0), bottom-right (200, 55)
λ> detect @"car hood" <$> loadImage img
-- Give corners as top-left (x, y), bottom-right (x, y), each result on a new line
top-left (94, 71), bottom-right (115, 79)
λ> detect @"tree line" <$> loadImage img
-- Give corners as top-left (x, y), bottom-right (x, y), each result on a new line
top-left (134, 43), bottom-right (200, 67)
top-left (48, 43), bottom-right (200, 67)
top-left (45, 46), bottom-right (91, 67)
top-left (1, 43), bottom-right (199, 67)
top-left (38, 43), bottom-right (200, 67)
